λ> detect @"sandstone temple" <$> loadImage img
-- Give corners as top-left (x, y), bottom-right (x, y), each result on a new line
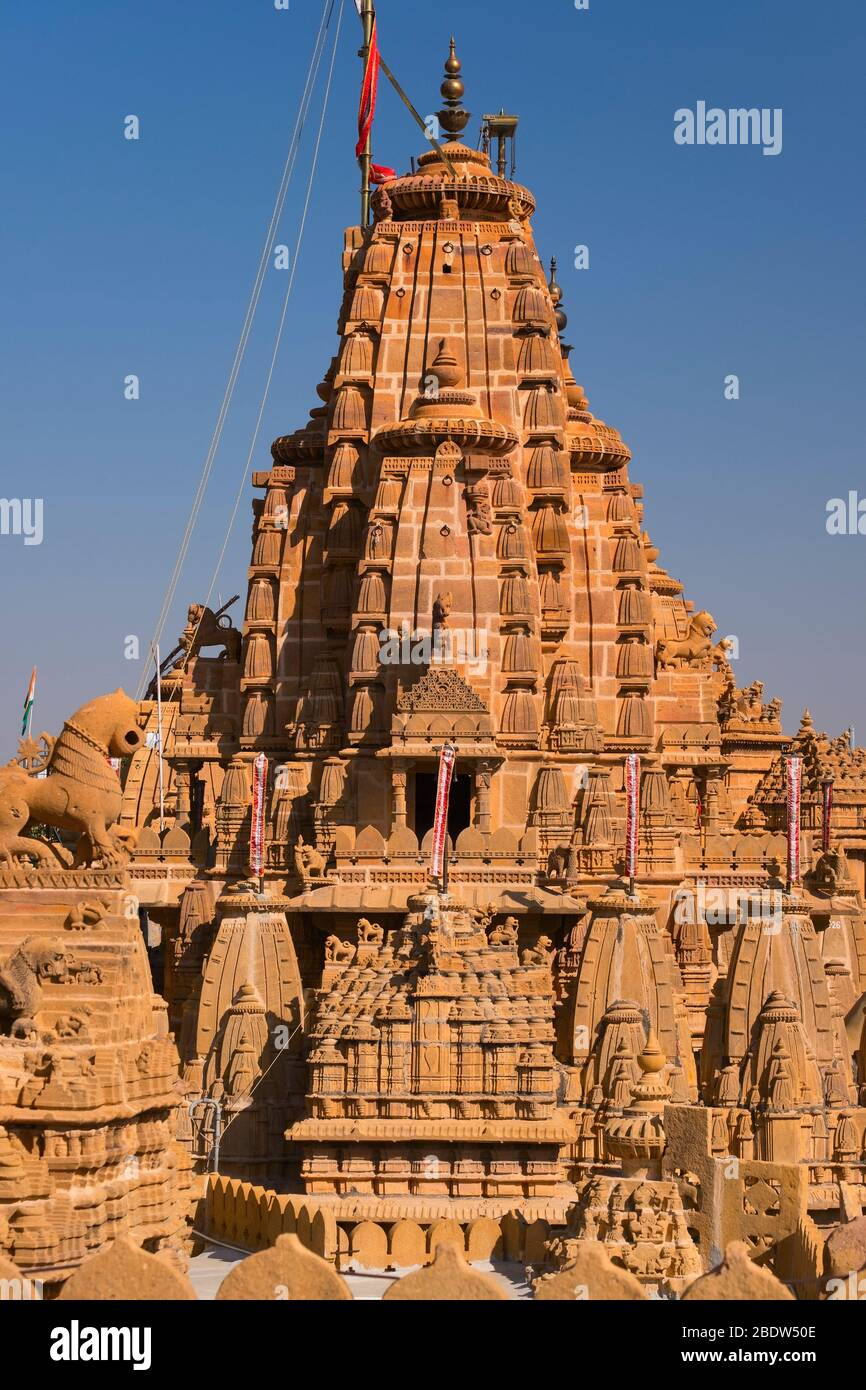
top-left (1, 41), bottom-right (865, 1299)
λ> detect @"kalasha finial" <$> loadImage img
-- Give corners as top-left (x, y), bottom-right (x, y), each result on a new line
top-left (437, 38), bottom-right (470, 142)
top-left (548, 256), bottom-right (568, 334)
top-left (637, 1030), bottom-right (667, 1076)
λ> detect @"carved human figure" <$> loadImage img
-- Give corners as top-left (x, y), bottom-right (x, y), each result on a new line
top-left (432, 592), bottom-right (453, 630)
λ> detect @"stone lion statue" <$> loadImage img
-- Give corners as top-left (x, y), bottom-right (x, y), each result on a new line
top-left (179, 603), bottom-right (241, 664)
top-left (0, 690), bottom-right (143, 869)
top-left (325, 936), bottom-right (354, 964)
top-left (357, 918), bottom-right (384, 946)
top-left (293, 835), bottom-right (327, 880)
top-left (655, 611), bottom-right (717, 670)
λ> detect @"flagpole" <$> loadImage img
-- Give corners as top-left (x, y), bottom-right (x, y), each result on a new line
top-left (359, 0), bottom-right (375, 227)
top-left (154, 644), bottom-right (166, 834)
top-left (21, 667), bottom-right (37, 739)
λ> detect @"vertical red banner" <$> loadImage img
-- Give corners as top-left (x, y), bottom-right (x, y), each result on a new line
top-left (250, 753), bottom-right (268, 885)
top-left (431, 743), bottom-right (457, 882)
top-left (625, 753), bottom-right (640, 884)
top-left (786, 755), bottom-right (802, 885)
top-left (355, 13), bottom-right (380, 159)
top-left (822, 778), bottom-right (834, 854)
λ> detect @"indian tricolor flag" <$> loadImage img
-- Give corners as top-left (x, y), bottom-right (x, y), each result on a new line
top-left (21, 667), bottom-right (36, 737)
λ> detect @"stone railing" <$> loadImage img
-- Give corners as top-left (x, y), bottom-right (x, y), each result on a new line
top-left (199, 1175), bottom-right (565, 1269)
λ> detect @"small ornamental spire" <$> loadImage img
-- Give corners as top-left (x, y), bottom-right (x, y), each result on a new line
top-left (548, 256), bottom-right (568, 334)
top-left (437, 37), bottom-right (470, 142)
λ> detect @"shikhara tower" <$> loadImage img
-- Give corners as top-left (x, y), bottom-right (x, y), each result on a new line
top-left (3, 39), bottom-right (857, 1284)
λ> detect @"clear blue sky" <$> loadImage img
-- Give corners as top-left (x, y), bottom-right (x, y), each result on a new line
top-left (1, 0), bottom-right (864, 756)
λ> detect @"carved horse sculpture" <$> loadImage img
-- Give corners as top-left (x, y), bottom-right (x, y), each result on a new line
top-left (655, 611), bottom-right (717, 670)
top-left (0, 690), bottom-right (143, 868)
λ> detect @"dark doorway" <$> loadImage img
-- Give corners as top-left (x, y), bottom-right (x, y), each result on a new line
top-left (413, 771), bottom-right (473, 843)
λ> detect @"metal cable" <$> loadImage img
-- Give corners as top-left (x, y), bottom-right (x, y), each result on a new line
top-left (192, 0), bottom-right (346, 637)
top-left (136, 0), bottom-right (338, 699)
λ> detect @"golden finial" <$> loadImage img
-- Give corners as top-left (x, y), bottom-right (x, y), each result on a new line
top-left (437, 38), bottom-right (470, 141)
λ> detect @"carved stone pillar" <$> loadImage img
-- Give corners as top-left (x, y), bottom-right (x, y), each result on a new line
top-left (173, 759), bottom-right (192, 829)
top-left (704, 767), bottom-right (722, 832)
top-left (391, 760), bottom-right (408, 833)
top-left (475, 761), bottom-right (493, 834)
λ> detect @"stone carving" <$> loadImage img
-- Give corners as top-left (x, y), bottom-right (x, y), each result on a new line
top-left (293, 836), bottom-right (327, 880)
top-left (288, 890), bottom-right (569, 1196)
top-left (521, 935), bottom-right (555, 968)
top-left (179, 602), bottom-right (242, 664)
top-left (374, 186), bottom-right (393, 223)
top-left (489, 915), bottom-right (519, 947)
top-left (325, 936), bottom-right (355, 964)
top-left (466, 481), bottom-right (493, 535)
top-left (65, 901), bottom-right (108, 931)
top-left (397, 667), bottom-right (488, 713)
top-left (0, 880), bottom-right (188, 1289)
top-left (719, 677), bottom-right (783, 730)
top-left (0, 691), bottom-right (142, 868)
top-left (655, 611), bottom-right (717, 670)
top-left (357, 918), bottom-right (384, 945)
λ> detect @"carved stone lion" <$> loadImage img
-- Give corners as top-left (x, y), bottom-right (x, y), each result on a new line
top-left (179, 603), bottom-right (241, 665)
top-left (325, 936), bottom-right (355, 964)
top-left (357, 919), bottom-right (384, 946)
top-left (0, 690), bottom-right (143, 868)
top-left (0, 939), bottom-right (100, 1036)
top-left (521, 936), bottom-right (555, 968)
top-left (293, 836), bottom-right (327, 880)
top-left (655, 611), bottom-right (717, 670)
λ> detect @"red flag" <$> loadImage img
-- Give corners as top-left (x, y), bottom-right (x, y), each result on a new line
top-left (370, 163), bottom-right (396, 184)
top-left (431, 743), bottom-right (457, 882)
top-left (822, 778), bottom-right (834, 855)
top-left (250, 753), bottom-right (268, 883)
top-left (786, 755), bottom-right (802, 885)
top-left (625, 754), bottom-right (640, 883)
top-left (356, 15), bottom-right (381, 160)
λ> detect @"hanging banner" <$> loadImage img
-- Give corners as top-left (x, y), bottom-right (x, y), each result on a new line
top-left (822, 778), bottom-right (834, 855)
top-left (431, 743), bottom-right (457, 882)
top-left (625, 753), bottom-right (640, 884)
top-left (355, 11), bottom-right (381, 160)
top-left (250, 753), bottom-right (268, 885)
top-left (786, 755), bottom-right (803, 885)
